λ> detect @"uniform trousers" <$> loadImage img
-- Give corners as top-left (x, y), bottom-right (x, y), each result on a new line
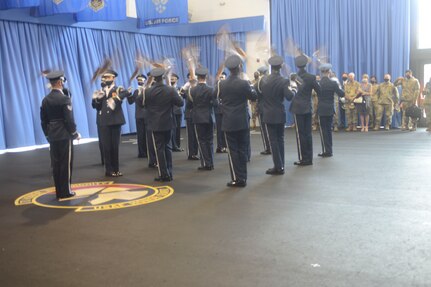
top-left (195, 123), bottom-right (214, 167)
top-left (186, 118), bottom-right (198, 156)
top-left (146, 128), bottom-right (157, 165)
top-left (100, 125), bottom-right (121, 173)
top-left (96, 123), bottom-right (104, 164)
top-left (402, 101), bottom-right (417, 128)
top-left (152, 130), bottom-right (173, 179)
top-left (215, 113), bottom-right (226, 149)
top-left (50, 139), bottom-right (74, 198)
top-left (318, 115), bottom-right (333, 155)
top-left (259, 112), bottom-right (271, 152)
top-left (172, 114), bottom-right (182, 148)
top-left (225, 129), bottom-right (249, 181)
top-left (266, 123), bottom-right (285, 170)
top-left (294, 113), bottom-right (313, 162)
top-left (136, 118), bottom-right (147, 157)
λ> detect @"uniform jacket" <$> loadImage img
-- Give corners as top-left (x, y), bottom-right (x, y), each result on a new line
top-left (189, 83), bottom-right (216, 124)
top-left (92, 85), bottom-right (126, 126)
top-left (394, 77), bottom-right (420, 103)
top-left (128, 87), bottom-right (146, 119)
top-left (376, 82), bottom-right (399, 105)
top-left (260, 72), bottom-right (294, 124)
top-left (216, 74), bottom-right (257, 131)
top-left (172, 86), bottom-right (183, 115)
top-left (423, 82), bottom-right (431, 105)
top-left (40, 89), bottom-right (78, 142)
top-left (289, 69), bottom-right (320, 115)
top-left (144, 82), bottom-right (184, 131)
top-left (317, 77), bottom-right (345, 116)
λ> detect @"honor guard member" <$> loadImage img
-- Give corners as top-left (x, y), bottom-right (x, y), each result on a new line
top-left (260, 56), bottom-right (294, 175)
top-left (290, 55), bottom-right (320, 166)
top-left (93, 70), bottom-right (130, 177)
top-left (40, 71), bottom-right (80, 199)
top-left (91, 75), bottom-right (107, 165)
top-left (344, 73), bottom-right (360, 131)
top-left (128, 74), bottom-right (148, 158)
top-left (254, 66), bottom-right (272, 155)
top-left (190, 67), bottom-right (216, 170)
top-left (216, 55), bottom-right (257, 187)
top-left (214, 72), bottom-right (228, 153)
top-left (317, 64), bottom-right (344, 157)
top-left (394, 70), bottom-right (420, 131)
top-left (181, 74), bottom-right (199, 160)
top-left (374, 74), bottom-right (399, 131)
top-left (170, 73), bottom-right (184, 152)
top-left (136, 73), bottom-right (158, 168)
top-left (145, 67), bottom-right (184, 181)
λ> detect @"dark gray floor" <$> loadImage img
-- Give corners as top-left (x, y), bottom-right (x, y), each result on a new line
top-left (1, 128), bottom-right (431, 287)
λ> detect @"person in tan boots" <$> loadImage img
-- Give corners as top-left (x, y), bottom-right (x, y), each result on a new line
top-left (394, 70), bottom-right (420, 131)
top-left (374, 74), bottom-right (399, 131)
top-left (423, 77), bottom-right (431, 132)
top-left (344, 73), bottom-right (360, 131)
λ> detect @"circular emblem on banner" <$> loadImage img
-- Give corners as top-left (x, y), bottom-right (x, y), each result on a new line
top-left (15, 182), bottom-right (174, 213)
top-left (89, 0), bottom-right (105, 12)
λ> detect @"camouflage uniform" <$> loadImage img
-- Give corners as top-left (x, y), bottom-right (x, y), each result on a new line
top-left (394, 77), bottom-right (420, 130)
top-left (369, 83), bottom-right (379, 128)
top-left (344, 80), bottom-right (360, 131)
top-left (423, 82), bottom-right (431, 131)
top-left (374, 82), bottom-right (399, 130)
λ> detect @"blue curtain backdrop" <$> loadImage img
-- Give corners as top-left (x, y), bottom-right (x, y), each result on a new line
top-left (0, 19), bottom-right (244, 149)
top-left (271, 0), bottom-right (411, 126)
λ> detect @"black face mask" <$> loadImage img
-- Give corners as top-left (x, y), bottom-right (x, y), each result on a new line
top-left (138, 82), bottom-right (144, 86)
top-left (406, 75), bottom-right (411, 79)
top-left (371, 80), bottom-right (376, 84)
top-left (342, 77), bottom-right (348, 81)
top-left (101, 82), bottom-right (106, 88)
top-left (105, 80), bottom-right (113, 86)
top-left (384, 78), bottom-right (390, 82)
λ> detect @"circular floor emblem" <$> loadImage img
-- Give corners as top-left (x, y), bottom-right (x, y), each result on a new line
top-left (15, 181), bottom-right (174, 212)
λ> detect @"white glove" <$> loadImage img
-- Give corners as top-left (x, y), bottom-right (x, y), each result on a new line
top-left (340, 97), bottom-right (346, 104)
top-left (182, 82), bottom-right (191, 90)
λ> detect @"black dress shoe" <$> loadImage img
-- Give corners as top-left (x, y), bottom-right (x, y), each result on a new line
top-left (294, 161), bottom-right (313, 166)
top-left (266, 168), bottom-right (285, 175)
top-left (154, 176), bottom-right (172, 182)
top-left (148, 163), bottom-right (158, 168)
top-left (188, 155), bottom-right (200, 160)
top-left (57, 191), bottom-right (76, 200)
top-left (105, 172), bottom-right (118, 177)
top-left (260, 150), bottom-right (271, 155)
top-left (172, 147), bottom-right (184, 152)
top-left (115, 171), bottom-right (123, 176)
top-left (318, 153), bottom-right (333, 157)
top-left (216, 148), bottom-right (223, 153)
top-left (198, 166), bottom-right (214, 171)
top-left (221, 148), bottom-right (228, 153)
top-left (227, 179), bottom-right (247, 187)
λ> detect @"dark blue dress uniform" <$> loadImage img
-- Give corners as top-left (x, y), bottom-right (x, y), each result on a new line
top-left (217, 55), bottom-right (257, 187)
top-left (127, 75), bottom-right (147, 158)
top-left (91, 81), bottom-right (105, 165)
top-left (144, 68), bottom-right (184, 182)
top-left (260, 56), bottom-right (295, 174)
top-left (135, 81), bottom-right (158, 168)
top-left (254, 67), bottom-right (271, 155)
top-left (171, 74), bottom-right (183, 151)
top-left (92, 70), bottom-right (129, 177)
top-left (317, 64), bottom-right (344, 157)
top-left (181, 80), bottom-right (199, 160)
top-left (214, 73), bottom-right (227, 153)
top-left (290, 55), bottom-right (321, 166)
top-left (189, 67), bottom-right (216, 170)
top-left (40, 71), bottom-right (79, 199)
